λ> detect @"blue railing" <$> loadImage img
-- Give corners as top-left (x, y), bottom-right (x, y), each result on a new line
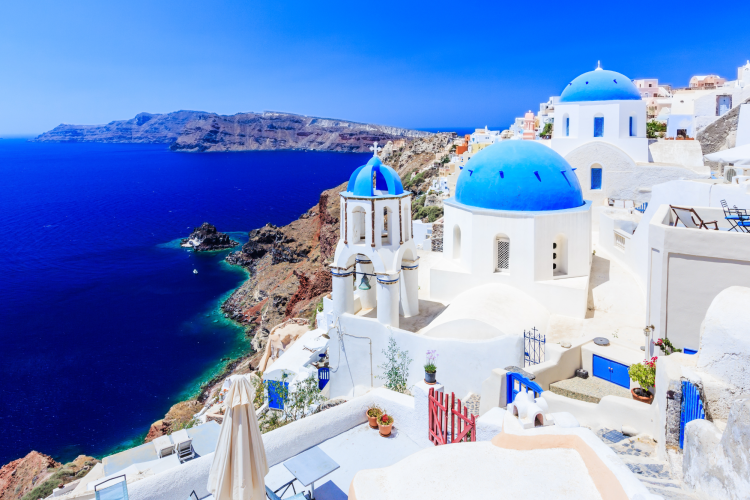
top-left (635, 202), bottom-right (648, 214)
top-left (507, 372), bottom-right (544, 405)
top-left (680, 380), bottom-right (705, 449)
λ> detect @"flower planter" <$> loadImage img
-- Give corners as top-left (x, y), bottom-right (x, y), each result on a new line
top-left (424, 370), bottom-right (436, 385)
top-left (366, 411), bottom-right (379, 429)
top-left (378, 422), bottom-right (393, 437)
top-left (631, 388), bottom-right (654, 405)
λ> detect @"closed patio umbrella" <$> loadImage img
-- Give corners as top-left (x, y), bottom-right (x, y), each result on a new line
top-left (208, 377), bottom-right (268, 500)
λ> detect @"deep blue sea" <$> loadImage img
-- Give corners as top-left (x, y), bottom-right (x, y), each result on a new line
top-left (0, 139), bottom-right (368, 465)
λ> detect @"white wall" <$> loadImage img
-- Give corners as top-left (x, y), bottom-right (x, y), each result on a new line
top-left (328, 313), bottom-right (523, 400)
top-left (430, 199), bottom-right (591, 317)
top-left (647, 205), bottom-right (750, 350)
top-left (552, 100), bottom-right (648, 162)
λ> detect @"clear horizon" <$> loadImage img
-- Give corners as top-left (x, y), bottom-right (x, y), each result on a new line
top-left (2, 0), bottom-right (749, 136)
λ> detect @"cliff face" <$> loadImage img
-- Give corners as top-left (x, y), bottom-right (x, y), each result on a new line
top-left (33, 111), bottom-right (430, 153)
top-left (33, 111), bottom-right (208, 144)
top-left (0, 452), bottom-right (60, 500)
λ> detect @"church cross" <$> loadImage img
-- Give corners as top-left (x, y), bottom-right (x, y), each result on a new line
top-left (369, 142), bottom-right (382, 157)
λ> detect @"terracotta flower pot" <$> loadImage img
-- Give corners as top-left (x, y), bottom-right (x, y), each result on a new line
top-left (366, 411), bottom-right (379, 429)
top-left (631, 388), bottom-right (654, 405)
top-left (378, 422), bottom-right (393, 437)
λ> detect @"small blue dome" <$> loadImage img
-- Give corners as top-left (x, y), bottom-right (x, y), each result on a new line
top-left (455, 141), bottom-right (583, 211)
top-left (560, 69), bottom-right (641, 103)
top-left (346, 156), bottom-right (405, 197)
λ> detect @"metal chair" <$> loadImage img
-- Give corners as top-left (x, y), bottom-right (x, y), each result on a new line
top-left (720, 199), bottom-right (750, 233)
top-left (265, 480), bottom-right (310, 500)
top-left (670, 206), bottom-right (718, 230)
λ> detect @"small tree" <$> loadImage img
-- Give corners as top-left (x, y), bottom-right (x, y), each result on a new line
top-left (266, 372), bottom-right (325, 423)
top-left (540, 122), bottom-right (553, 138)
top-left (377, 335), bottom-right (412, 394)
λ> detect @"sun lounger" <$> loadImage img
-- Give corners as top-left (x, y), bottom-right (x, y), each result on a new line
top-left (152, 435), bottom-right (174, 458)
top-left (670, 206), bottom-right (718, 230)
top-left (171, 429), bottom-right (195, 463)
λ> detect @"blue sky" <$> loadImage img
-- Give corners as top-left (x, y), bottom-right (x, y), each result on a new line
top-left (2, 0), bottom-right (749, 136)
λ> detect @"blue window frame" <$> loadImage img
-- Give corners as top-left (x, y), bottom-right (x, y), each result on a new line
top-left (629, 117), bottom-right (634, 136)
top-left (565, 117), bottom-right (570, 137)
top-left (684, 348), bottom-right (698, 355)
top-left (591, 167), bottom-right (602, 190)
top-left (594, 117), bottom-right (604, 137)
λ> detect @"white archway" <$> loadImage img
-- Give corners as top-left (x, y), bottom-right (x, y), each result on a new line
top-left (453, 225), bottom-right (462, 260)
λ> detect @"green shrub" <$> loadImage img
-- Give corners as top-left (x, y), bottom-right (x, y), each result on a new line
top-left (628, 357), bottom-right (656, 395)
top-left (377, 335), bottom-right (412, 394)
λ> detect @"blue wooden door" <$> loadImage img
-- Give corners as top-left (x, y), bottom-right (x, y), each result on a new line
top-left (680, 380), bottom-right (705, 448)
top-left (267, 381), bottom-right (288, 410)
top-left (718, 96), bottom-right (731, 116)
top-left (318, 367), bottom-right (330, 390)
top-left (610, 360), bottom-right (630, 389)
top-left (592, 354), bottom-right (611, 382)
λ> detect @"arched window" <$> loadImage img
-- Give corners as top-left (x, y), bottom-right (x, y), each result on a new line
top-left (564, 115), bottom-right (570, 137)
top-left (591, 163), bottom-right (603, 190)
top-left (553, 234), bottom-right (567, 276)
top-left (352, 207), bottom-right (366, 243)
top-left (453, 225), bottom-right (461, 260)
top-left (594, 115), bottom-right (604, 138)
top-left (629, 116), bottom-right (636, 137)
top-left (495, 235), bottom-right (510, 272)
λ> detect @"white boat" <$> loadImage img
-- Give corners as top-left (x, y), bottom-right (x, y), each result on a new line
top-left (193, 269), bottom-right (198, 274)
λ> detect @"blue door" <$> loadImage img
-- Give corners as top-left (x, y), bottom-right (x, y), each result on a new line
top-left (610, 361), bottom-right (630, 388)
top-left (592, 355), bottom-right (630, 389)
top-left (718, 96), bottom-right (731, 116)
top-left (592, 354), bottom-right (611, 382)
top-left (318, 367), bottom-right (330, 390)
top-left (267, 380), bottom-right (288, 410)
top-left (680, 380), bottom-right (705, 448)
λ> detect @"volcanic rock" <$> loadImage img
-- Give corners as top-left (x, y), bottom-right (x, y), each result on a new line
top-left (181, 223), bottom-right (239, 252)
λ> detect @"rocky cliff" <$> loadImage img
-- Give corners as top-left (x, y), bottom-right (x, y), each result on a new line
top-left (0, 453), bottom-right (97, 500)
top-left (219, 133), bottom-right (455, 359)
top-left (33, 111), bottom-right (431, 153)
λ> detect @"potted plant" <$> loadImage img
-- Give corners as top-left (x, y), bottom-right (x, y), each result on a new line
top-left (366, 405), bottom-right (382, 429)
top-left (424, 349), bottom-right (438, 384)
top-left (628, 357), bottom-right (657, 404)
top-left (377, 413), bottom-right (394, 437)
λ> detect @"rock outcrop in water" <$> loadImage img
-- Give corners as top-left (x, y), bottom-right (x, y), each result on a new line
top-left (181, 223), bottom-right (239, 251)
top-left (33, 111), bottom-right (431, 153)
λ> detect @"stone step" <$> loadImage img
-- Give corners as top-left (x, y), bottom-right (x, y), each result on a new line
top-left (550, 376), bottom-right (633, 403)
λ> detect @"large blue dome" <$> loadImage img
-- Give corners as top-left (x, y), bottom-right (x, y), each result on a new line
top-left (455, 141), bottom-right (584, 211)
top-left (560, 69), bottom-right (641, 103)
top-left (346, 156), bottom-right (405, 197)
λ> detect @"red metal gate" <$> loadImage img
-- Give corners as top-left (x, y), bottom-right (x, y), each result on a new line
top-left (428, 387), bottom-right (476, 445)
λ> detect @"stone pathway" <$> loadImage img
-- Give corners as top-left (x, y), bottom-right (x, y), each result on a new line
top-left (595, 428), bottom-right (698, 500)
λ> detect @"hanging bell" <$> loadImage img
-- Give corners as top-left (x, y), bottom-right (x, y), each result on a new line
top-left (358, 275), bottom-right (371, 290)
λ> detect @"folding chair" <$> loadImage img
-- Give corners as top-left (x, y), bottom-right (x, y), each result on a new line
top-left (670, 206), bottom-right (718, 230)
top-left (720, 199), bottom-right (750, 233)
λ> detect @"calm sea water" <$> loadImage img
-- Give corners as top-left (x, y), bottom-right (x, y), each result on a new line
top-left (0, 140), bottom-right (368, 465)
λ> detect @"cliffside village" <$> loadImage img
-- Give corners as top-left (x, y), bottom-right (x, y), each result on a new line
top-left (7, 60), bottom-right (750, 500)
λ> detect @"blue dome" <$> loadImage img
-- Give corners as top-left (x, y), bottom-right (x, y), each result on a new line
top-left (455, 141), bottom-right (583, 211)
top-left (346, 156), bottom-right (405, 197)
top-left (559, 69), bottom-right (641, 103)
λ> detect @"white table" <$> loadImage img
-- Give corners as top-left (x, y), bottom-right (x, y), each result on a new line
top-left (283, 447), bottom-right (340, 499)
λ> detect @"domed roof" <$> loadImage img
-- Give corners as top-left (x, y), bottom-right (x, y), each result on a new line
top-left (346, 156), bottom-right (405, 197)
top-left (455, 141), bottom-right (583, 211)
top-left (559, 68), bottom-right (641, 103)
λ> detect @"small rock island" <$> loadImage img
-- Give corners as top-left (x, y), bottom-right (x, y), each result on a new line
top-left (181, 223), bottom-right (239, 251)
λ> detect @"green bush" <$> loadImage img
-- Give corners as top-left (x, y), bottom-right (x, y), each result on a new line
top-left (377, 335), bottom-right (412, 394)
top-left (628, 358), bottom-right (656, 394)
top-left (414, 205), bottom-right (443, 222)
top-left (647, 120), bottom-right (667, 139)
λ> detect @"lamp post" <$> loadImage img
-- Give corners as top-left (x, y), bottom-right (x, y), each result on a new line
top-left (643, 325), bottom-right (654, 360)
